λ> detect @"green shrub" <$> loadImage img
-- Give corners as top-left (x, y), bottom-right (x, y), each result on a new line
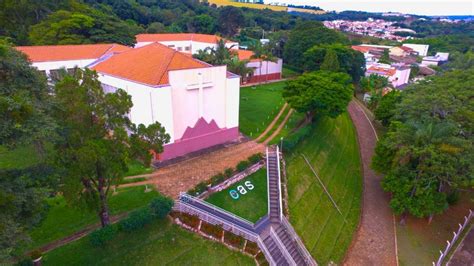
top-left (118, 207), bottom-right (153, 232)
top-left (224, 168), bottom-right (234, 178)
top-left (210, 173), bottom-right (226, 186)
top-left (200, 222), bottom-right (223, 239)
top-left (236, 160), bottom-right (250, 172)
top-left (224, 231), bottom-right (245, 249)
top-left (248, 153), bottom-right (263, 164)
top-left (282, 124), bottom-right (313, 151)
top-left (244, 241), bottom-right (260, 255)
top-left (149, 196), bottom-right (174, 219)
top-left (171, 211), bottom-right (200, 229)
top-left (90, 225), bottom-right (118, 247)
top-left (447, 191), bottom-right (460, 205)
top-left (188, 181), bottom-right (208, 196)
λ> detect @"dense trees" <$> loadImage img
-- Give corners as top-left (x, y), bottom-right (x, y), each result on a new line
top-left (372, 69), bottom-right (474, 221)
top-left (374, 90), bottom-right (401, 126)
top-left (52, 69), bottom-right (170, 227)
top-left (303, 43), bottom-right (366, 81)
top-left (283, 71), bottom-right (353, 120)
top-left (0, 43), bottom-right (55, 259)
top-left (283, 21), bottom-right (348, 69)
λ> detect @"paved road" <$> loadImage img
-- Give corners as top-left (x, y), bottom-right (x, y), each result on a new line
top-left (344, 100), bottom-right (398, 266)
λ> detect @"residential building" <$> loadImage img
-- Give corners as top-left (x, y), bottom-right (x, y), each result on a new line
top-left (402, 43), bottom-right (430, 56)
top-left (16, 43), bottom-right (241, 162)
top-left (366, 63), bottom-right (411, 88)
top-left (390, 46), bottom-right (417, 57)
top-left (422, 52), bottom-right (450, 66)
top-left (236, 49), bottom-right (283, 83)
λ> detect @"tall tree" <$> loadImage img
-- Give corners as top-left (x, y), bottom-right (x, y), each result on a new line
top-left (224, 56), bottom-right (253, 84)
top-left (282, 71), bottom-right (353, 121)
top-left (52, 69), bottom-right (170, 227)
top-left (374, 90), bottom-right (401, 126)
top-left (0, 42), bottom-right (54, 260)
top-left (320, 49), bottom-right (340, 72)
top-left (372, 69), bottom-right (474, 222)
top-left (218, 6), bottom-right (244, 36)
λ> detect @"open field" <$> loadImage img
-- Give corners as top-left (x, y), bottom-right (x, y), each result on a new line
top-left (206, 169), bottom-right (268, 223)
top-left (42, 218), bottom-right (255, 266)
top-left (239, 81), bottom-right (285, 138)
top-left (286, 113), bottom-right (362, 264)
top-left (29, 186), bottom-right (160, 249)
top-left (396, 192), bottom-right (474, 266)
top-left (206, 0), bottom-right (287, 11)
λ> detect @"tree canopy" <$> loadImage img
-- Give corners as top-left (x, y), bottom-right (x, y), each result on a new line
top-left (282, 71), bottom-right (353, 119)
top-left (372, 69), bottom-right (474, 220)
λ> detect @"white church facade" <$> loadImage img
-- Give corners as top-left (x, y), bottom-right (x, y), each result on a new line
top-left (16, 43), bottom-right (240, 161)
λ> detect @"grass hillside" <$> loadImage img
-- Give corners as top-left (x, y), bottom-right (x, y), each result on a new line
top-left (286, 113), bottom-right (362, 264)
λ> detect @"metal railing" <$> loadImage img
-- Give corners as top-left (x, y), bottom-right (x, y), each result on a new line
top-left (266, 147), bottom-right (271, 215)
top-left (179, 193), bottom-right (254, 227)
top-left (257, 237), bottom-right (277, 266)
top-left (276, 145), bottom-right (283, 221)
top-left (434, 209), bottom-right (473, 266)
top-left (270, 226), bottom-right (296, 266)
top-left (174, 201), bottom-right (258, 242)
top-left (282, 216), bottom-right (318, 266)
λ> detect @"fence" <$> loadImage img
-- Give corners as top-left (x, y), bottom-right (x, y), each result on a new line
top-left (282, 216), bottom-right (318, 266)
top-left (433, 209), bottom-right (473, 266)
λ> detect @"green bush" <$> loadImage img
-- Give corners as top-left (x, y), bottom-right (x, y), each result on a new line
top-left (118, 207), bottom-right (153, 232)
top-left (224, 168), bottom-right (234, 178)
top-left (149, 196), bottom-right (174, 219)
top-left (171, 211), bottom-right (200, 229)
top-left (224, 231), bottom-right (245, 249)
top-left (282, 124), bottom-right (313, 151)
top-left (188, 181), bottom-right (208, 196)
top-left (210, 173), bottom-right (226, 186)
top-left (200, 222), bottom-right (223, 239)
top-left (248, 153), bottom-right (263, 164)
top-left (90, 225), bottom-right (118, 247)
top-left (236, 160), bottom-right (250, 172)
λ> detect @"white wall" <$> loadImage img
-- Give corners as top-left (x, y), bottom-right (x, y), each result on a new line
top-left (32, 59), bottom-right (97, 74)
top-left (135, 40), bottom-right (239, 55)
top-left (246, 58), bottom-right (283, 76)
top-left (402, 44), bottom-right (429, 56)
top-left (97, 73), bottom-right (176, 143)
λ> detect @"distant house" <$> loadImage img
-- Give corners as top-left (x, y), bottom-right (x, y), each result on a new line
top-left (390, 46), bottom-right (417, 57)
top-left (422, 52), bottom-right (449, 66)
top-left (366, 63), bottom-right (411, 88)
top-left (236, 49), bottom-right (283, 83)
top-left (402, 44), bottom-right (430, 56)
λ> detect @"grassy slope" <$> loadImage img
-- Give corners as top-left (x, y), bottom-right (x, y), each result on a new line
top-left (239, 82), bottom-right (285, 138)
top-left (207, 0), bottom-right (287, 11)
top-left (43, 219), bottom-right (255, 266)
top-left (286, 113), bottom-right (362, 264)
top-left (206, 169), bottom-right (268, 223)
top-left (29, 186), bottom-right (160, 249)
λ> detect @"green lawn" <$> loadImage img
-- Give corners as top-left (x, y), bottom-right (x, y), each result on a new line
top-left (268, 111), bottom-right (305, 145)
top-left (286, 113), bottom-right (362, 264)
top-left (123, 160), bottom-right (154, 177)
top-left (42, 219), bottom-right (255, 266)
top-left (29, 186), bottom-right (160, 249)
top-left (206, 169), bottom-right (268, 223)
top-left (239, 82), bottom-right (286, 138)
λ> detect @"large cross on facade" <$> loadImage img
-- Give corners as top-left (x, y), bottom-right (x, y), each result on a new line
top-left (186, 73), bottom-right (213, 118)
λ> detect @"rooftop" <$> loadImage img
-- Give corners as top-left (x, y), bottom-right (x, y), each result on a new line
top-left (136, 33), bottom-right (234, 44)
top-left (15, 44), bottom-right (131, 62)
top-left (92, 42), bottom-right (210, 86)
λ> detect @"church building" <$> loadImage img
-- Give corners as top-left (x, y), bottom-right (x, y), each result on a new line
top-left (16, 43), bottom-right (241, 162)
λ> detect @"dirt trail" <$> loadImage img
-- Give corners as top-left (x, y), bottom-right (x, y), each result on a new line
top-left (256, 103), bottom-right (288, 142)
top-left (120, 141), bottom-right (265, 198)
top-left (263, 109), bottom-right (294, 145)
top-left (344, 100), bottom-right (398, 266)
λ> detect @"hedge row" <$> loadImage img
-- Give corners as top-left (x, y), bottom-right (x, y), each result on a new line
top-left (170, 211), bottom-right (200, 229)
top-left (90, 196), bottom-right (173, 247)
top-left (200, 222), bottom-right (223, 239)
top-left (223, 231), bottom-right (245, 249)
top-left (244, 241), bottom-right (260, 256)
top-left (187, 153), bottom-right (263, 196)
top-left (282, 124), bottom-right (313, 151)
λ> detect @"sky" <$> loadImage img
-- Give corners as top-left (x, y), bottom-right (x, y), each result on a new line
top-left (264, 0), bottom-right (474, 16)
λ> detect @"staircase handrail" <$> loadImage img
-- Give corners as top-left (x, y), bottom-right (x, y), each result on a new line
top-left (282, 216), bottom-right (318, 266)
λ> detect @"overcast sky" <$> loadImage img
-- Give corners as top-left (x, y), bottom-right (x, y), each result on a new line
top-left (265, 0), bottom-right (474, 16)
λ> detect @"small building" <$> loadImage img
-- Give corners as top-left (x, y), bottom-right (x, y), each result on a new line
top-left (390, 46), bottom-right (417, 57)
top-left (237, 49), bottom-right (283, 83)
top-left (421, 52), bottom-right (449, 66)
top-left (366, 63), bottom-right (411, 88)
top-left (402, 43), bottom-right (430, 56)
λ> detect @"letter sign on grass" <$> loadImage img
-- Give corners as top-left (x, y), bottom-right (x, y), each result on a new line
top-left (229, 181), bottom-right (254, 200)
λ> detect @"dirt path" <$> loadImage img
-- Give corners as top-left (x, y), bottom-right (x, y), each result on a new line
top-left (121, 141), bottom-right (265, 198)
top-left (263, 108), bottom-right (294, 145)
top-left (256, 103), bottom-right (288, 142)
top-left (344, 100), bottom-right (398, 266)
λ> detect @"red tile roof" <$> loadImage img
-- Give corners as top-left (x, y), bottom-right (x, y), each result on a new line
top-left (351, 45), bottom-right (371, 53)
top-left (136, 33), bottom-right (233, 44)
top-left (236, 49), bottom-right (261, 62)
top-left (15, 44), bottom-right (131, 62)
top-left (399, 46), bottom-right (414, 52)
top-left (367, 66), bottom-right (396, 76)
top-left (92, 43), bottom-right (210, 86)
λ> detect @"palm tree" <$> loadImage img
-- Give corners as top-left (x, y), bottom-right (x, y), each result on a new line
top-left (225, 56), bottom-right (253, 84)
top-left (250, 41), bottom-right (278, 83)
